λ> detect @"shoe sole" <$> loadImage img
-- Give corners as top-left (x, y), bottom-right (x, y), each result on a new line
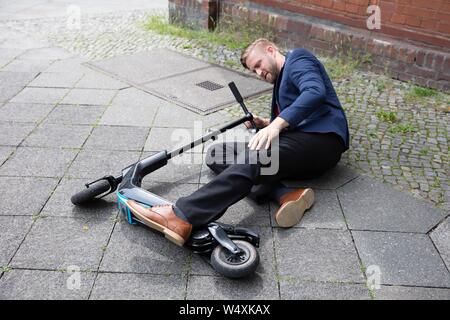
top-left (275, 188), bottom-right (315, 228)
top-left (126, 203), bottom-right (186, 247)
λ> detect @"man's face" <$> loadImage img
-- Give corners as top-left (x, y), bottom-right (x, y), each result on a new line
top-left (245, 46), bottom-right (279, 84)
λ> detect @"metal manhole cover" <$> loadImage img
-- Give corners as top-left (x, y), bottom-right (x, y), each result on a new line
top-left (196, 81), bottom-right (224, 91)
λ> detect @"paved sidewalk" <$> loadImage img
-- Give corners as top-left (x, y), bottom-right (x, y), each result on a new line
top-left (0, 1), bottom-right (449, 300)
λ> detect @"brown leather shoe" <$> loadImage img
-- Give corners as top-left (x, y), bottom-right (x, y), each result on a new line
top-left (275, 188), bottom-right (314, 228)
top-left (126, 200), bottom-right (192, 246)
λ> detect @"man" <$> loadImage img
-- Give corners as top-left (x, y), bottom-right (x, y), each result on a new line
top-left (126, 39), bottom-right (350, 246)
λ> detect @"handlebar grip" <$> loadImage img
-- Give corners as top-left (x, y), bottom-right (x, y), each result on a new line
top-left (228, 82), bottom-right (243, 103)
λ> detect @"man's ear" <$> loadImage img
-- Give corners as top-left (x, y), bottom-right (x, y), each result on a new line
top-left (266, 45), bottom-right (276, 57)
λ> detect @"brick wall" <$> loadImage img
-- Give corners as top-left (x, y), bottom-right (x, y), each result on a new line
top-left (168, 0), bottom-right (450, 90)
top-left (250, 0), bottom-right (450, 48)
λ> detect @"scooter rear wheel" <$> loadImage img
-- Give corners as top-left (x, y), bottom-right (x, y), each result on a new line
top-left (210, 240), bottom-right (259, 279)
top-left (71, 180), bottom-right (111, 205)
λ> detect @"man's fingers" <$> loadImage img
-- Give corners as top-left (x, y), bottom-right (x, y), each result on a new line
top-left (255, 133), bottom-right (267, 150)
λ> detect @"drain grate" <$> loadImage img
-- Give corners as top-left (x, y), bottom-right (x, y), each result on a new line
top-left (196, 80), bottom-right (224, 91)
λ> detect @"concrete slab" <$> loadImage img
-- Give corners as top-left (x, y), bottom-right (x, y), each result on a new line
top-left (374, 285), bottom-right (450, 300)
top-left (216, 196), bottom-right (271, 227)
top-left (143, 66), bottom-right (271, 114)
top-left (75, 70), bottom-right (129, 90)
top-left (274, 228), bottom-right (364, 283)
top-left (60, 88), bottom-right (117, 106)
top-left (19, 47), bottom-right (74, 60)
top-left (99, 88), bottom-right (160, 127)
top-left (0, 146), bottom-right (14, 164)
top-left (0, 216), bottom-right (33, 267)
top-left (269, 190), bottom-right (347, 230)
top-left (11, 216), bottom-right (115, 270)
top-left (66, 149), bottom-right (140, 179)
top-left (44, 104), bottom-right (106, 125)
top-left (282, 163), bottom-right (359, 190)
top-left (10, 87), bottom-right (69, 104)
top-left (352, 231), bottom-right (450, 288)
top-left (22, 123), bottom-right (92, 148)
top-left (430, 216), bottom-right (450, 270)
top-left (144, 127), bottom-right (204, 153)
top-left (0, 71), bottom-right (38, 87)
top-left (99, 220), bottom-right (190, 275)
top-left (28, 72), bottom-right (83, 88)
top-left (90, 273), bottom-right (186, 300)
top-left (87, 48), bottom-right (210, 85)
top-left (0, 102), bottom-right (55, 123)
top-left (338, 176), bottom-right (445, 233)
top-left (42, 178), bottom-right (117, 218)
top-left (0, 269), bottom-right (95, 300)
top-left (186, 275), bottom-right (279, 300)
top-left (0, 86), bottom-right (24, 103)
top-left (2, 58), bottom-right (54, 73)
top-left (0, 176), bottom-right (58, 216)
top-left (0, 147), bottom-right (78, 177)
top-left (0, 122), bottom-right (36, 146)
top-left (280, 279), bottom-right (370, 300)
top-left (84, 125), bottom-right (150, 151)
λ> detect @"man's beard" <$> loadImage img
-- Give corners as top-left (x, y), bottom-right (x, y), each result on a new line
top-left (268, 61), bottom-right (279, 84)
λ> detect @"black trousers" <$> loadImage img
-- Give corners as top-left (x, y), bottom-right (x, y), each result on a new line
top-left (175, 130), bottom-right (345, 227)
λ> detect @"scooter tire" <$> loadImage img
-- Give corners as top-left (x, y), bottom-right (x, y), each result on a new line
top-left (71, 180), bottom-right (111, 205)
top-left (210, 240), bottom-right (259, 279)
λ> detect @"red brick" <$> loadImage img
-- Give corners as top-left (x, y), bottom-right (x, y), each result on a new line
top-left (345, 3), bottom-right (360, 14)
top-left (333, 0), bottom-right (346, 11)
top-left (437, 22), bottom-right (450, 34)
top-left (405, 15), bottom-right (422, 27)
top-left (390, 13), bottom-right (407, 24)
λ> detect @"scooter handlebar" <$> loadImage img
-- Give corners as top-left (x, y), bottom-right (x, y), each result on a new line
top-left (228, 82), bottom-right (258, 132)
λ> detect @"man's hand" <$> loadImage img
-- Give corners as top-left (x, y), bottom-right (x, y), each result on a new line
top-left (248, 117), bottom-right (289, 150)
top-left (244, 116), bottom-right (269, 129)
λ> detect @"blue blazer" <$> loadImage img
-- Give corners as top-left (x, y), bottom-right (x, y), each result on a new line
top-left (271, 48), bottom-right (350, 150)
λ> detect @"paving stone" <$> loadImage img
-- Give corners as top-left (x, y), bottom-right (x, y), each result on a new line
top-left (98, 88), bottom-right (160, 126)
top-left (214, 195), bottom-right (271, 227)
top-left (152, 103), bottom-right (231, 129)
top-left (282, 163), bottom-right (360, 190)
top-left (75, 70), bottom-right (129, 90)
top-left (186, 275), bottom-right (279, 300)
top-left (22, 123), bottom-right (92, 148)
top-left (0, 102), bottom-right (55, 122)
top-left (140, 152), bottom-right (201, 184)
top-left (430, 216), bottom-right (450, 270)
top-left (269, 190), bottom-right (347, 230)
top-left (0, 269), bottom-right (96, 300)
top-left (44, 104), bottom-right (106, 125)
top-left (10, 87), bottom-right (68, 104)
top-left (0, 216), bottom-right (33, 267)
top-left (0, 86), bottom-right (24, 102)
top-left (374, 285), bottom-right (450, 300)
top-left (280, 279), bottom-right (370, 300)
top-left (0, 48), bottom-right (24, 60)
top-left (352, 231), bottom-right (450, 288)
top-left (0, 176), bottom-right (58, 216)
top-left (60, 88), bottom-right (117, 106)
top-left (0, 146), bottom-right (14, 164)
top-left (0, 122), bottom-right (35, 146)
top-left (11, 216), bottom-right (115, 270)
top-left (84, 125), bottom-right (150, 151)
top-left (0, 71), bottom-right (37, 88)
top-left (28, 72), bottom-right (83, 88)
top-left (42, 178), bottom-right (117, 218)
top-left (66, 149), bottom-right (140, 179)
top-left (274, 228), bottom-right (364, 283)
top-left (19, 47), bottom-right (74, 60)
top-left (0, 147), bottom-right (77, 177)
top-left (1, 58), bottom-right (54, 73)
top-left (87, 48), bottom-right (210, 84)
top-left (190, 227), bottom-right (276, 277)
top-left (337, 176), bottom-right (445, 233)
top-left (90, 273), bottom-right (186, 300)
top-left (144, 127), bottom-right (204, 153)
top-left (45, 57), bottom-right (90, 73)
top-left (99, 220), bottom-right (190, 274)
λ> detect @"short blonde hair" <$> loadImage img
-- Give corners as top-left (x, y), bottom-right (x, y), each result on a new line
top-left (240, 38), bottom-right (279, 69)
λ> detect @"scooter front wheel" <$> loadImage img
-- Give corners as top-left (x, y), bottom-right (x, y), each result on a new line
top-left (71, 180), bottom-right (111, 205)
top-left (210, 240), bottom-right (259, 279)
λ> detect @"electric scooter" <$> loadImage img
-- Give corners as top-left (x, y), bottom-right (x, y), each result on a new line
top-left (71, 82), bottom-right (261, 278)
